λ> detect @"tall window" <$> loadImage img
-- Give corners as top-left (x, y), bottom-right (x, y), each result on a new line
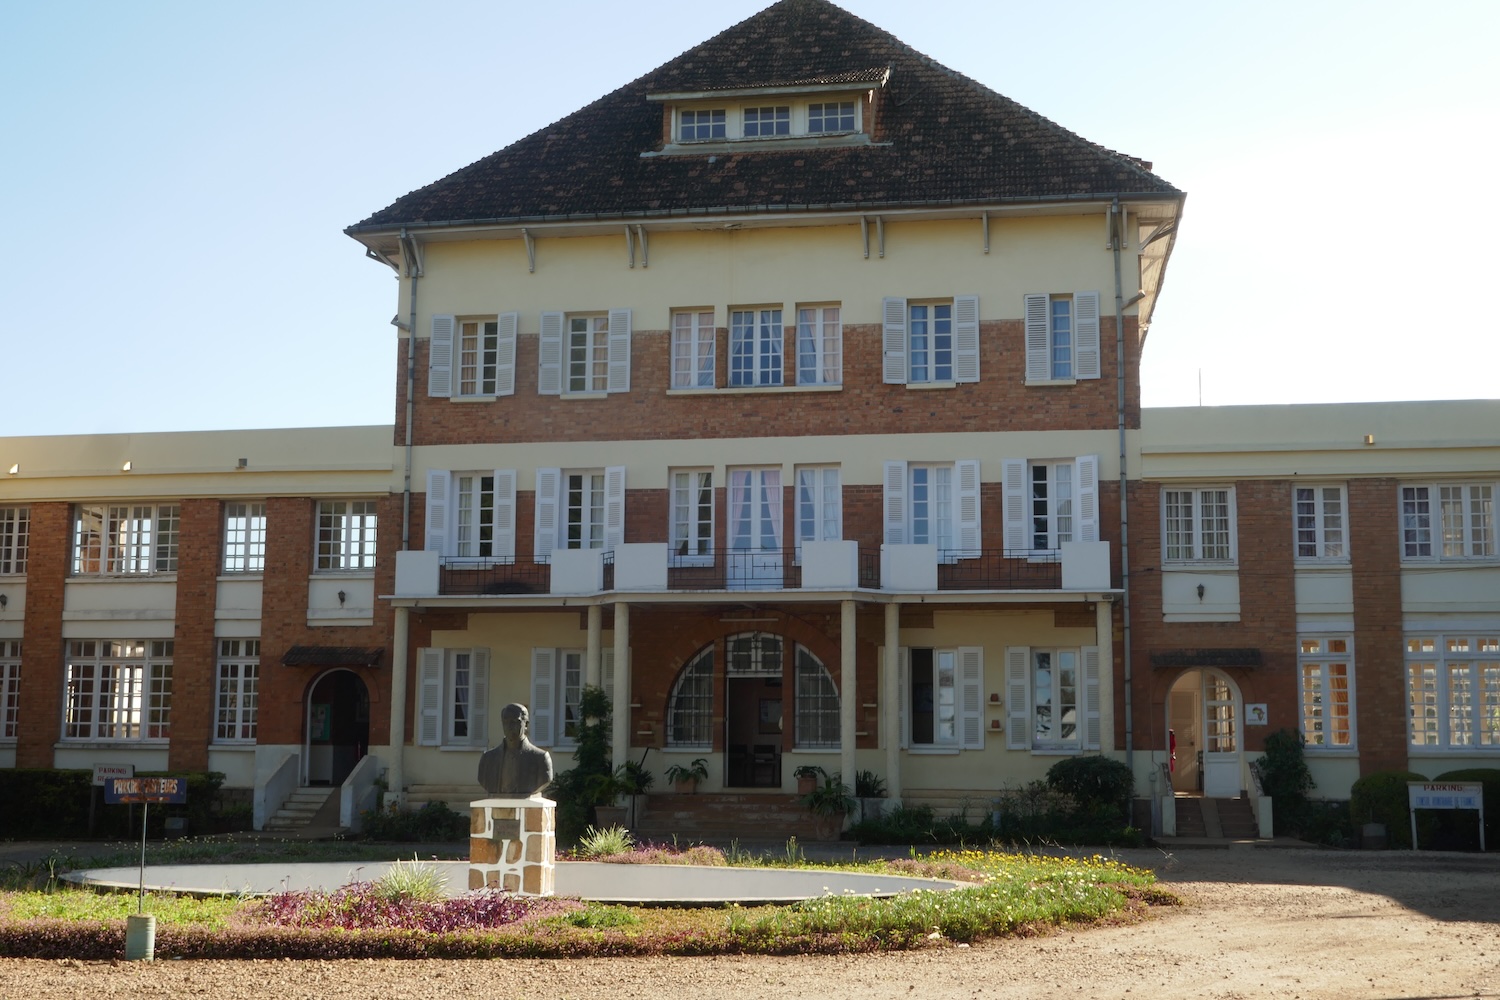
top-left (796, 306), bottom-right (841, 385)
top-left (727, 468), bottom-right (781, 552)
top-left (1407, 635), bottom-right (1500, 748)
top-left (730, 308), bottom-right (783, 387)
top-left (63, 640), bottom-right (172, 741)
top-left (795, 466), bottom-right (841, 559)
top-left (909, 465), bottom-right (954, 550)
top-left (417, 647), bottom-right (491, 747)
top-left (1163, 488), bottom-right (1234, 562)
top-left (1048, 297), bottom-right (1073, 379)
top-left (1029, 462), bottom-right (1074, 551)
top-left (909, 647), bottom-right (957, 746)
top-left (454, 473), bottom-right (497, 559)
top-left (807, 101), bottom-right (855, 133)
top-left (0, 640), bottom-right (19, 740)
top-left (1295, 486), bottom-right (1346, 560)
top-left (458, 319), bottom-right (499, 396)
top-left (0, 507), bottom-right (27, 575)
top-left (73, 504), bottom-right (180, 575)
top-left (214, 639), bottom-right (259, 743)
top-left (671, 470), bottom-right (714, 563)
top-left (567, 315), bottom-right (609, 393)
top-left (223, 503), bottom-right (266, 573)
top-left (528, 647), bottom-right (613, 748)
top-left (666, 646), bottom-right (714, 748)
top-left (793, 645), bottom-right (839, 749)
top-left (315, 500), bottom-right (378, 571)
top-left (742, 105), bottom-right (790, 136)
top-left (671, 310), bottom-right (715, 388)
top-left (565, 472), bottom-right (605, 550)
top-left (1033, 649), bottom-right (1079, 746)
top-left (1299, 637), bottom-right (1353, 748)
top-left (908, 302), bottom-right (953, 383)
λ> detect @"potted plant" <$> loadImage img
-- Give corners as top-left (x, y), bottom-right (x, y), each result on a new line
top-left (855, 769), bottom-right (887, 822)
top-left (801, 772), bottom-right (855, 840)
top-left (614, 759), bottom-right (654, 826)
top-left (793, 764), bottom-right (827, 796)
top-left (664, 758), bottom-right (709, 793)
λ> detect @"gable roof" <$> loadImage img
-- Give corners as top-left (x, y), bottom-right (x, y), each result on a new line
top-left (348, 0), bottom-right (1180, 234)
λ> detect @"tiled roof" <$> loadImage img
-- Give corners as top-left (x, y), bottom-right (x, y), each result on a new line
top-left (349, 0), bottom-right (1180, 233)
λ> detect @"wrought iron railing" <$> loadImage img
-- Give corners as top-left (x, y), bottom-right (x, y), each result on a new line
top-left (936, 548), bottom-right (1063, 590)
top-left (668, 547), bottom-right (794, 591)
top-left (439, 556), bottom-right (551, 596)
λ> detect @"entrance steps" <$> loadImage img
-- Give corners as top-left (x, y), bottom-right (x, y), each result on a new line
top-left (405, 785), bottom-right (484, 813)
top-left (633, 793), bottom-right (820, 841)
top-left (263, 786), bottom-right (339, 832)
top-left (1170, 795), bottom-right (1263, 841)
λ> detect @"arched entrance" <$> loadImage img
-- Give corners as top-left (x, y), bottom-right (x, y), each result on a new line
top-left (1165, 667), bottom-right (1243, 798)
top-left (304, 669), bottom-right (370, 787)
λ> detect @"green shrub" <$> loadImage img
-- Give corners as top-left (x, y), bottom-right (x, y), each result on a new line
top-left (548, 685), bottom-right (613, 845)
top-left (1046, 756), bottom-right (1134, 815)
top-left (360, 800), bottom-right (469, 842)
top-left (1297, 799), bottom-right (1355, 848)
top-left (1249, 729), bottom-right (1314, 835)
top-left (373, 855), bottom-right (448, 903)
top-left (0, 769), bottom-right (225, 840)
top-left (1349, 770), bottom-right (1429, 849)
top-left (1430, 769), bottom-right (1500, 851)
top-left (576, 824), bottom-right (634, 858)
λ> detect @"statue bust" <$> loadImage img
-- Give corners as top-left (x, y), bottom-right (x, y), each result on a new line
top-left (477, 703), bottom-right (554, 797)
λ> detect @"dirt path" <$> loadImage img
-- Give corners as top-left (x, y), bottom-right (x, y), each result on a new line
top-left (2, 847), bottom-right (1498, 999)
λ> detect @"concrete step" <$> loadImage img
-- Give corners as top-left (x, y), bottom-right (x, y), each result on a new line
top-left (264, 787), bottom-right (338, 831)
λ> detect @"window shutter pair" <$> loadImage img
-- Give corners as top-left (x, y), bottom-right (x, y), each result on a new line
top-left (1003, 644), bottom-right (1102, 751)
top-left (529, 647), bottom-right (616, 747)
top-left (881, 296), bottom-right (979, 384)
top-left (424, 469), bottom-right (517, 558)
top-left (415, 647), bottom-right (490, 747)
top-left (537, 309), bottom-right (632, 394)
top-left (1023, 292), bottom-right (1101, 383)
top-left (892, 646), bottom-right (984, 750)
top-left (532, 466), bottom-right (626, 559)
top-left (427, 314), bottom-right (517, 397)
top-left (1000, 455), bottom-right (1100, 550)
top-left (881, 459), bottom-right (980, 557)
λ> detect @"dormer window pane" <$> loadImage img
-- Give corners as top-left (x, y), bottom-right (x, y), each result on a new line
top-left (744, 105), bottom-right (790, 137)
top-left (680, 109), bottom-right (727, 142)
top-left (808, 101), bottom-right (855, 133)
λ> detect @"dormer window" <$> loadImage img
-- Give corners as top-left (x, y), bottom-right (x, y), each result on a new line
top-left (672, 98), bottom-right (863, 145)
top-left (680, 109), bottom-right (727, 142)
top-left (808, 101), bottom-right (855, 134)
top-left (743, 105), bottom-right (791, 137)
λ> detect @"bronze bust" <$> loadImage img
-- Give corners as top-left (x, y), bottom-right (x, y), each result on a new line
top-left (477, 703), bottom-right (554, 797)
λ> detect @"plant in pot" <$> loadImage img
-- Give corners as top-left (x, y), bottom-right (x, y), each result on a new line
top-left (854, 769), bottom-right (887, 822)
top-left (614, 758), bottom-right (654, 827)
top-left (793, 764), bottom-right (827, 796)
top-left (801, 772), bottom-right (855, 841)
top-left (663, 758), bottom-right (709, 793)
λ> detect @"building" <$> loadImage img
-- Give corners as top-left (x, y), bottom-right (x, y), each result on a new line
top-left (1, 0), bottom-right (1494, 838)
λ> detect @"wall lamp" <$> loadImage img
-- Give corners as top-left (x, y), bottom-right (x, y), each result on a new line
top-left (0, 594), bottom-right (7, 609)
top-left (337, 590), bottom-right (347, 606)
top-left (1196, 583), bottom-right (1206, 601)
top-left (121, 461), bottom-right (132, 472)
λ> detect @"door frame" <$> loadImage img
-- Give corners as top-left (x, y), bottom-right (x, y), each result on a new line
top-left (1163, 667), bottom-right (1246, 798)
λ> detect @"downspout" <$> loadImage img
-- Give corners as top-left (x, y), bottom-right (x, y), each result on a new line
top-left (1110, 198), bottom-right (1135, 773)
top-left (399, 228), bottom-right (419, 551)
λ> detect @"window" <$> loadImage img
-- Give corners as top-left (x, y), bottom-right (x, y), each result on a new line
top-left (679, 108), bottom-right (726, 141)
top-left (1162, 488), bottom-right (1235, 563)
top-left (727, 631), bottom-right (783, 675)
top-left (807, 101), bottom-right (855, 133)
top-left (315, 500), bottom-right (378, 572)
top-left (533, 467), bottom-right (624, 557)
top-left (742, 105), bottom-right (789, 137)
top-left (1407, 635), bottom-right (1500, 749)
top-left (671, 310), bottom-right (715, 388)
top-left (1403, 484), bottom-right (1496, 559)
top-left (1024, 291), bottom-right (1101, 382)
top-left (1002, 456), bottom-right (1099, 553)
top-left (426, 313), bottom-right (517, 399)
top-left (1031, 463), bottom-right (1073, 549)
top-left (539, 309), bottom-right (630, 395)
top-left (223, 503), bottom-right (266, 574)
top-left (63, 640), bottom-right (172, 742)
top-left (671, 470), bottom-right (714, 564)
top-left (1005, 645), bottom-right (1101, 751)
top-left (796, 306), bottom-right (841, 385)
top-left (214, 639), bottom-right (259, 743)
top-left (1295, 486), bottom-right (1347, 560)
top-left (424, 470), bottom-right (516, 560)
top-left (0, 507), bottom-right (27, 575)
top-left (795, 466), bottom-right (841, 560)
top-left (667, 646), bottom-right (714, 748)
top-left (416, 647), bottom-right (491, 747)
top-left (0, 641), bottom-right (19, 740)
top-left (1299, 637), bottom-right (1353, 748)
top-left (73, 504), bottom-right (180, 575)
top-left (730, 308), bottom-right (783, 387)
top-left (881, 296), bottom-right (979, 385)
top-left (529, 647), bottom-right (614, 748)
top-left (902, 646), bottom-right (983, 749)
top-left (883, 459), bottom-right (981, 558)
top-left (793, 645), bottom-right (839, 749)
top-left (566, 473), bottom-right (605, 550)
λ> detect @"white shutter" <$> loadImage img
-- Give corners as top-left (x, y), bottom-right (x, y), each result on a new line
top-left (604, 465), bottom-right (626, 550)
top-left (538, 311), bottom-right (564, 395)
top-left (469, 648), bottom-right (491, 746)
top-left (1076, 454), bottom-right (1099, 543)
top-left (1006, 645), bottom-right (1030, 750)
top-left (953, 294), bottom-right (980, 383)
top-left (1023, 293), bottom-right (1050, 383)
top-left (531, 648), bottom-right (556, 747)
top-left (1074, 291), bottom-right (1101, 380)
top-left (1002, 459), bottom-right (1027, 553)
top-left (492, 469), bottom-right (516, 559)
top-left (495, 312), bottom-right (519, 396)
top-left (417, 647), bottom-right (444, 746)
top-left (895, 647), bottom-right (909, 750)
top-left (1082, 645), bottom-right (1102, 750)
top-left (882, 297), bottom-right (907, 384)
top-left (958, 646), bottom-right (984, 750)
top-left (606, 308), bottom-right (632, 392)
top-left (956, 459), bottom-right (981, 559)
top-left (428, 315), bottom-right (455, 398)
top-left (424, 470), bottom-right (451, 554)
top-left (883, 460), bottom-right (908, 544)
top-left (534, 468), bottom-right (561, 559)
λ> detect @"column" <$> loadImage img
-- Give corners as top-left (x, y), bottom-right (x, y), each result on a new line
top-left (839, 600), bottom-right (857, 792)
top-left (387, 606), bottom-right (409, 806)
top-left (883, 601), bottom-right (901, 806)
top-left (611, 602), bottom-right (630, 769)
top-left (1096, 598), bottom-right (1115, 753)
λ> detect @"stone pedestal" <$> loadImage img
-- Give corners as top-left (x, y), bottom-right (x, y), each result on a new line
top-left (469, 796), bottom-right (556, 895)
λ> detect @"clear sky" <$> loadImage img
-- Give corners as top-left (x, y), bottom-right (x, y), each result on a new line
top-left (4, 1), bottom-right (1496, 436)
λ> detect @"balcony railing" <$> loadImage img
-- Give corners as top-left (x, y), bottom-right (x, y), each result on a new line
top-left (936, 548), bottom-right (1062, 590)
top-left (668, 548), bottom-right (798, 591)
top-left (440, 556), bottom-right (551, 596)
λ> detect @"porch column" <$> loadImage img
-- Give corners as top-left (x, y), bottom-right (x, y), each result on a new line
top-left (883, 601), bottom-right (901, 805)
top-left (387, 606), bottom-right (409, 806)
top-left (585, 604), bottom-right (602, 687)
top-left (1096, 599), bottom-right (1116, 753)
top-left (839, 599), bottom-right (857, 792)
top-left (611, 602), bottom-right (631, 769)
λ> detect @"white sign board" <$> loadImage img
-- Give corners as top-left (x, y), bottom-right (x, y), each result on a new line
top-left (93, 763), bottom-right (135, 787)
top-left (1407, 782), bottom-right (1485, 852)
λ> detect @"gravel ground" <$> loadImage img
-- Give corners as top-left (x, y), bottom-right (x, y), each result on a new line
top-left (2, 846), bottom-right (1498, 999)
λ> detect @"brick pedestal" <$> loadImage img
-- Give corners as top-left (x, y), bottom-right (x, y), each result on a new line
top-left (468, 796), bottom-right (555, 895)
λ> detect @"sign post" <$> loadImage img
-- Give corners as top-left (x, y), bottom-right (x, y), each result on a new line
top-left (1406, 782), bottom-right (1485, 852)
top-left (104, 776), bottom-right (188, 961)
top-left (90, 764), bottom-right (134, 837)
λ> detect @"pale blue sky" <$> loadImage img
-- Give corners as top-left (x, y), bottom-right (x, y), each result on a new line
top-left (4, 0), bottom-right (1496, 436)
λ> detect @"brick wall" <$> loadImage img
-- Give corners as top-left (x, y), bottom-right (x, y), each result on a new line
top-left (169, 499), bottom-right (222, 772)
top-left (16, 502), bottom-right (68, 768)
top-left (1348, 479), bottom-right (1405, 773)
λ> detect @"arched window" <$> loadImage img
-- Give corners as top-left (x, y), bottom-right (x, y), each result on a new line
top-left (793, 644), bottom-right (840, 749)
top-left (725, 631), bottom-right (783, 675)
top-left (666, 645), bottom-right (714, 748)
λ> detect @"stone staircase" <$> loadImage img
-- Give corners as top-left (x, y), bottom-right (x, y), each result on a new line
top-left (1170, 796), bottom-right (1261, 840)
top-left (263, 786), bottom-right (339, 832)
top-left (633, 793), bottom-right (822, 842)
top-left (406, 784), bottom-right (484, 813)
